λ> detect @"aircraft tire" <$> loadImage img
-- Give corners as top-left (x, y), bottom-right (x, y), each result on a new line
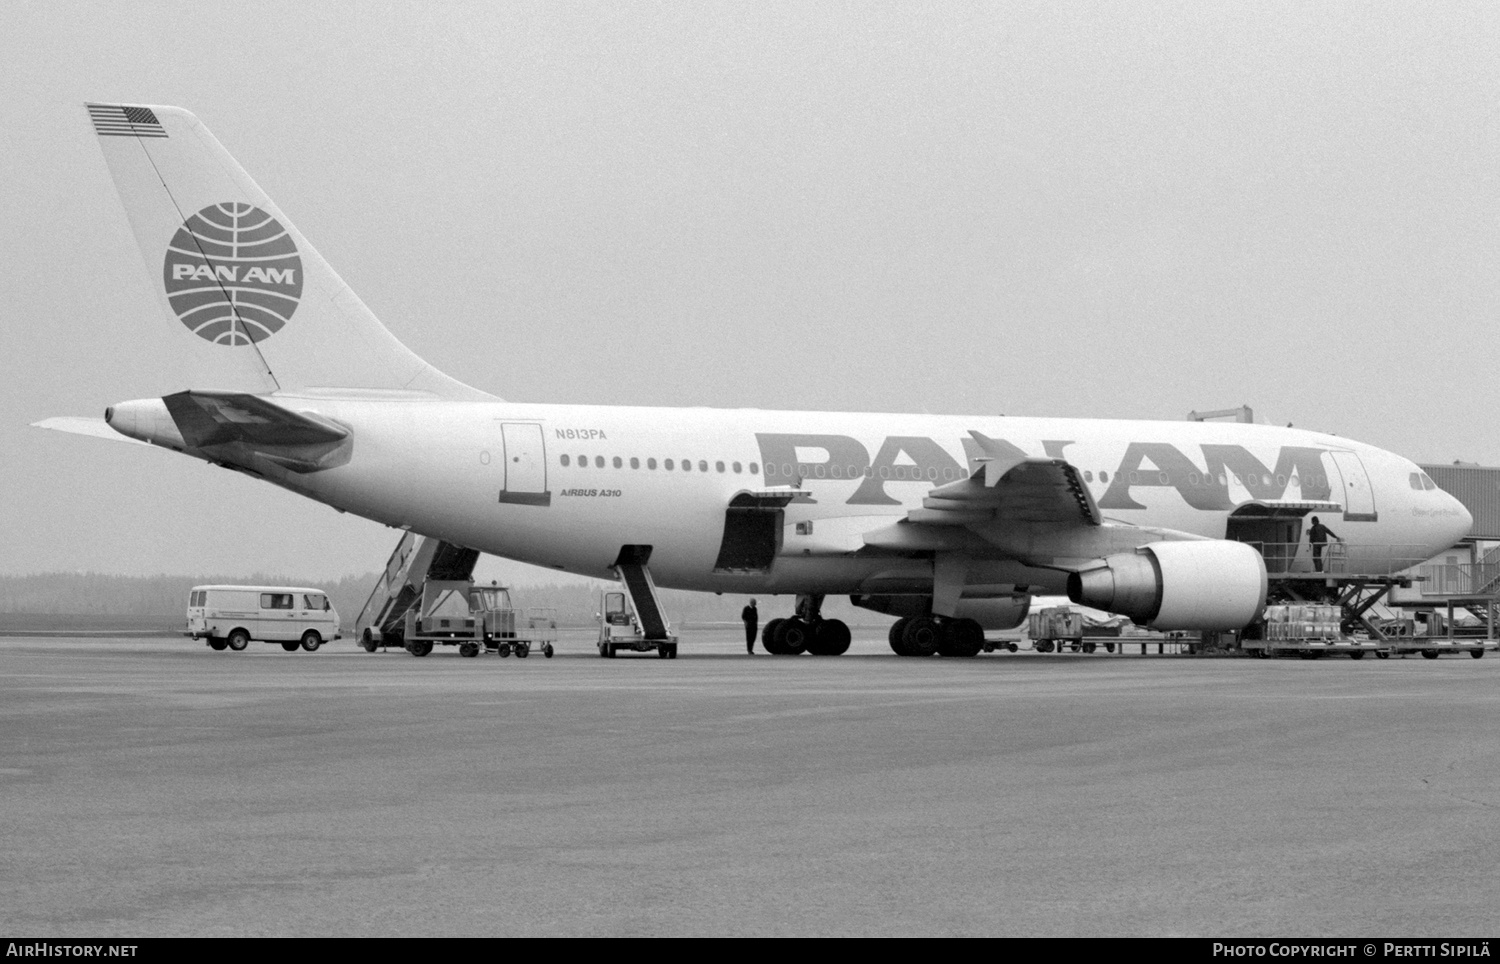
top-left (901, 616), bottom-right (941, 657)
top-left (762, 618), bottom-right (787, 655)
top-left (300, 631), bottom-right (322, 652)
top-left (936, 618), bottom-right (984, 658)
top-left (227, 630), bottom-right (250, 652)
top-left (809, 619), bottom-right (851, 656)
top-left (281, 641), bottom-right (300, 652)
top-left (776, 617), bottom-right (810, 655)
top-left (207, 637), bottom-right (228, 651)
top-left (888, 617), bottom-right (912, 656)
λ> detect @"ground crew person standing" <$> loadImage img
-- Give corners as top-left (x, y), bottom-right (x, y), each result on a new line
top-left (742, 599), bottom-right (758, 654)
top-left (1308, 516), bottom-right (1341, 572)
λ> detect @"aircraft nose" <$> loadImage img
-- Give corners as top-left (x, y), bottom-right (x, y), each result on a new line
top-left (1442, 489), bottom-right (1474, 546)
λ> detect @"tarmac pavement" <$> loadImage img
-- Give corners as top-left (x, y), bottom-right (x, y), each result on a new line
top-left (2, 631), bottom-right (1497, 936)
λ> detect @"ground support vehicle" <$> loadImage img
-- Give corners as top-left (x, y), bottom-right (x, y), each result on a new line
top-left (1028, 607), bottom-right (1084, 653)
top-left (187, 585), bottom-right (340, 654)
top-left (355, 533), bottom-right (556, 658)
top-left (980, 637), bottom-right (1021, 653)
top-left (1381, 596), bottom-right (1498, 659)
top-left (1241, 604), bottom-right (1377, 659)
top-left (597, 589), bottom-right (677, 658)
top-left (398, 581), bottom-right (558, 659)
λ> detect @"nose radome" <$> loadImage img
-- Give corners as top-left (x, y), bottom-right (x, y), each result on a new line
top-left (1444, 490), bottom-right (1474, 546)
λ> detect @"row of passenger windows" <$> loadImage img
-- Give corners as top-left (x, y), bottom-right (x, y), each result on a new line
top-left (561, 454), bottom-right (761, 475)
top-left (556, 454), bottom-right (1332, 490)
top-left (1083, 470), bottom-right (1330, 489)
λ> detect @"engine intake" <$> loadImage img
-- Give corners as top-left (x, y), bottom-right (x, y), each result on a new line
top-left (1067, 540), bottom-right (1267, 630)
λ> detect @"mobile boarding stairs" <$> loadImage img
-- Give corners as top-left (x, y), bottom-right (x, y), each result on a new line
top-left (355, 533), bottom-right (557, 658)
top-left (597, 545), bottom-right (679, 658)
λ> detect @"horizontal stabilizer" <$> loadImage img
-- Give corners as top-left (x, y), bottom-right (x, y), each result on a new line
top-left (32, 416), bottom-right (148, 445)
top-left (161, 391), bottom-right (349, 448)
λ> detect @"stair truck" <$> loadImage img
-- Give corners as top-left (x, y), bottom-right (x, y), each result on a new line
top-left (356, 533), bottom-right (557, 658)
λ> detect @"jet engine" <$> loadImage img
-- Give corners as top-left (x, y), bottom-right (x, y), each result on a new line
top-left (1066, 540), bottom-right (1267, 630)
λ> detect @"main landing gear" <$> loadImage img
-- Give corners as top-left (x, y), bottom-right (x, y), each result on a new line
top-left (887, 615), bottom-right (985, 658)
top-left (760, 594), bottom-right (852, 656)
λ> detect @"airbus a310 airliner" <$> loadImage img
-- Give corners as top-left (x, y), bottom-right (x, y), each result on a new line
top-left (38, 104), bottom-right (1472, 657)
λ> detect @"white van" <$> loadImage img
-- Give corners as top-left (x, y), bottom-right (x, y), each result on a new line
top-left (187, 585), bottom-right (342, 653)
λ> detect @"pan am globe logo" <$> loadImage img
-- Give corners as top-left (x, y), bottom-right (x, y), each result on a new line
top-left (162, 202), bottom-right (303, 345)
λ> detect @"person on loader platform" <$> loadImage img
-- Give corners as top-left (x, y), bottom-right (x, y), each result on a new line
top-left (1308, 516), bottom-right (1342, 572)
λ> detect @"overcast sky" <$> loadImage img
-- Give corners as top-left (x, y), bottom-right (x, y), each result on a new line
top-left (2, 1), bottom-right (1496, 582)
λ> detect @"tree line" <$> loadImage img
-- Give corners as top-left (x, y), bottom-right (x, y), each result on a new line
top-left (0, 572), bottom-right (881, 628)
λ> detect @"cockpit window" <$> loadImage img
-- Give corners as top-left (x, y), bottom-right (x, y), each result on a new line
top-left (1410, 472), bottom-right (1424, 491)
top-left (1421, 473), bottom-right (1437, 491)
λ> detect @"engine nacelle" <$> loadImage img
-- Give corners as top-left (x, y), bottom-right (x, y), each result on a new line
top-left (850, 593), bottom-right (1032, 630)
top-left (1066, 540), bottom-right (1267, 630)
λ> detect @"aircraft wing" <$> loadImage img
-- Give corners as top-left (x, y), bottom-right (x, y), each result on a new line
top-left (860, 431), bottom-right (1174, 566)
top-left (909, 431), bottom-right (1100, 528)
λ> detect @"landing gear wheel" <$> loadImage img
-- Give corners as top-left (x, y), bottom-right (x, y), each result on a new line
top-left (208, 637), bottom-right (228, 651)
top-left (459, 641), bottom-right (480, 658)
top-left (901, 616), bottom-right (941, 657)
top-left (808, 619), bottom-right (851, 656)
top-left (936, 618), bottom-right (984, 658)
top-left (406, 640), bottom-right (433, 657)
top-left (888, 617), bottom-right (912, 656)
top-left (227, 630), bottom-right (250, 652)
top-left (1422, 649), bottom-right (1440, 660)
top-left (775, 617), bottom-right (811, 655)
top-left (300, 631), bottom-right (322, 652)
top-left (762, 618), bottom-right (787, 656)
top-left (360, 629), bottom-right (378, 653)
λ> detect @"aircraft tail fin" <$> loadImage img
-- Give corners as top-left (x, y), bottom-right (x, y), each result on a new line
top-left (85, 103), bottom-right (493, 400)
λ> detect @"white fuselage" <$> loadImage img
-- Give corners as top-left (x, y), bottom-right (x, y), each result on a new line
top-left (205, 398), bottom-right (1471, 596)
